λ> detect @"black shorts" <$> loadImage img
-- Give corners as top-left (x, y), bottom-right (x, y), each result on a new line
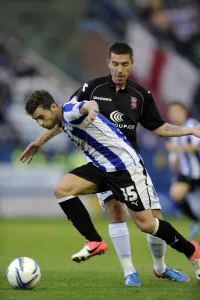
top-left (69, 162), bottom-right (152, 212)
top-left (174, 174), bottom-right (200, 191)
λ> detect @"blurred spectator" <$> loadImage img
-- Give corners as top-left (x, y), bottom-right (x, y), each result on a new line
top-left (131, 0), bottom-right (200, 66)
top-left (150, 0), bottom-right (200, 66)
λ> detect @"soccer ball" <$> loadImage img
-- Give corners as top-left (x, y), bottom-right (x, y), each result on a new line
top-left (6, 257), bottom-right (41, 289)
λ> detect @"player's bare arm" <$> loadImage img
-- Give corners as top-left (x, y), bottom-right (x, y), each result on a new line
top-left (20, 125), bottom-right (62, 164)
top-left (80, 100), bottom-right (99, 125)
top-left (36, 125), bottom-right (62, 146)
top-left (154, 123), bottom-right (200, 138)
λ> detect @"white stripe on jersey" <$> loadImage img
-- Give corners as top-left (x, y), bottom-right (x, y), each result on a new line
top-left (170, 118), bottom-right (200, 179)
top-left (61, 100), bottom-right (140, 172)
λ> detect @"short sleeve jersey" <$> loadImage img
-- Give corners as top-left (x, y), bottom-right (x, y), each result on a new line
top-left (70, 75), bottom-right (165, 153)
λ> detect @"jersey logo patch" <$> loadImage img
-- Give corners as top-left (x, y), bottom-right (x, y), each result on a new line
top-left (110, 110), bottom-right (124, 123)
top-left (130, 97), bottom-right (137, 109)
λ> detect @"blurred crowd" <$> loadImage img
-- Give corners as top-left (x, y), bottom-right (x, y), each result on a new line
top-left (0, 35), bottom-right (77, 166)
top-left (0, 35), bottom-right (39, 158)
top-left (0, 0), bottom-right (200, 166)
top-left (133, 0), bottom-right (200, 67)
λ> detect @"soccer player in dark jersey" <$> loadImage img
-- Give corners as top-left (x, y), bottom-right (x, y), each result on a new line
top-left (20, 42), bottom-right (200, 286)
top-left (166, 102), bottom-right (200, 239)
top-left (21, 90), bottom-right (200, 285)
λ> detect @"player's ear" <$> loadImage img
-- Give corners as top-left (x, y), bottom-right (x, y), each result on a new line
top-left (131, 59), bottom-right (134, 66)
top-left (51, 103), bottom-right (58, 111)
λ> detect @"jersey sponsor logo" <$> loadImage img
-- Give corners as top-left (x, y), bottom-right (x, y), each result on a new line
top-left (130, 97), bottom-right (137, 109)
top-left (115, 124), bottom-right (135, 130)
top-left (93, 96), bottom-right (112, 101)
top-left (110, 111), bottom-right (135, 129)
top-left (110, 110), bottom-right (124, 123)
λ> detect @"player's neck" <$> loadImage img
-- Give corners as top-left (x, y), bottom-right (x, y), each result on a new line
top-left (111, 76), bottom-right (127, 89)
top-left (57, 106), bottom-right (63, 125)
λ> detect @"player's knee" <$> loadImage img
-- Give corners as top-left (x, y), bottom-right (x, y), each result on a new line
top-left (106, 200), bottom-right (126, 222)
top-left (135, 220), bottom-right (155, 233)
top-left (152, 209), bottom-right (163, 220)
top-left (53, 183), bottom-right (78, 199)
top-left (170, 187), bottom-right (183, 202)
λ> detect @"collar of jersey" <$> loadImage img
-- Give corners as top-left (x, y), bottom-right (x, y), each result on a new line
top-left (108, 74), bottom-right (129, 90)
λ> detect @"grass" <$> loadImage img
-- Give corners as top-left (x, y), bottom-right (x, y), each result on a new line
top-left (0, 217), bottom-right (200, 300)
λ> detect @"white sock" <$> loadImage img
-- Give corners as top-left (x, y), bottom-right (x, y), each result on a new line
top-left (147, 233), bottom-right (167, 274)
top-left (109, 222), bottom-right (136, 277)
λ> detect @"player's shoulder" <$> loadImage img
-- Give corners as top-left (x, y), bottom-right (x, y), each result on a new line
top-left (128, 79), bottom-right (151, 97)
top-left (85, 76), bottom-right (110, 88)
top-left (185, 117), bottom-right (199, 127)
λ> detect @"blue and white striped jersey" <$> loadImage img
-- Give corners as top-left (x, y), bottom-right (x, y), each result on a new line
top-left (61, 99), bottom-right (140, 172)
top-left (170, 118), bottom-right (200, 179)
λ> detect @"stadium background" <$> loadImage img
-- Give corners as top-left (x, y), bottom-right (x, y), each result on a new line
top-left (0, 1), bottom-right (200, 299)
top-left (0, 0), bottom-right (200, 217)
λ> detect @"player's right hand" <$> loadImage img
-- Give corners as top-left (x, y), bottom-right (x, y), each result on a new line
top-left (87, 100), bottom-right (99, 125)
top-left (19, 141), bottom-right (41, 164)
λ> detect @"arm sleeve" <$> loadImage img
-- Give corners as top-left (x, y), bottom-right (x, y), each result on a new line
top-left (139, 92), bottom-right (165, 131)
top-left (62, 100), bottom-right (87, 125)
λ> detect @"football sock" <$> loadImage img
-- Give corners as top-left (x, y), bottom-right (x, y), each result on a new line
top-left (58, 196), bottom-right (102, 242)
top-left (109, 222), bottom-right (136, 277)
top-left (178, 199), bottom-right (199, 222)
top-left (147, 234), bottom-right (166, 274)
top-left (153, 218), bottom-right (195, 258)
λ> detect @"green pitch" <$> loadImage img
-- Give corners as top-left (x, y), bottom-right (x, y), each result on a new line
top-left (0, 217), bottom-right (199, 300)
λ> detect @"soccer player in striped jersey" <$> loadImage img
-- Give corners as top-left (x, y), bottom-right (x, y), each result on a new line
top-left (20, 90), bottom-right (200, 283)
top-left (20, 43), bottom-right (196, 286)
top-left (166, 102), bottom-right (200, 239)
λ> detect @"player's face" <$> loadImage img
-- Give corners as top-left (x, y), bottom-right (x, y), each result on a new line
top-left (107, 53), bottom-right (134, 87)
top-left (32, 104), bottom-right (59, 130)
top-left (168, 104), bottom-right (188, 126)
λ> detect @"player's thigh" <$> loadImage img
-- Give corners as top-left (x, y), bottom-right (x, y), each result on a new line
top-left (54, 173), bottom-right (98, 198)
top-left (170, 182), bottom-right (191, 202)
top-left (97, 191), bottom-right (127, 222)
top-left (106, 198), bottom-right (126, 222)
top-left (96, 191), bottom-right (113, 211)
top-left (54, 163), bottom-right (105, 198)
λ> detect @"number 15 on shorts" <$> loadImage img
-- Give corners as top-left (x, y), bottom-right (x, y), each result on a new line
top-left (121, 186), bottom-right (138, 202)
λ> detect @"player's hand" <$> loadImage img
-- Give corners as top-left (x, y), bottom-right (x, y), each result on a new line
top-left (165, 142), bottom-right (181, 152)
top-left (86, 101), bottom-right (99, 125)
top-left (19, 141), bottom-right (41, 164)
top-left (192, 124), bottom-right (200, 138)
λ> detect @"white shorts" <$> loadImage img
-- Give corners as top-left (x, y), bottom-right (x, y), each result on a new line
top-left (97, 163), bottom-right (161, 211)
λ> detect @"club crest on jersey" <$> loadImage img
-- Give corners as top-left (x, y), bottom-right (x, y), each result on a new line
top-left (130, 97), bottom-right (137, 109)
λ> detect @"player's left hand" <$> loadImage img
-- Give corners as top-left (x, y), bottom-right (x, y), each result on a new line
top-left (87, 101), bottom-right (99, 125)
top-left (192, 124), bottom-right (200, 138)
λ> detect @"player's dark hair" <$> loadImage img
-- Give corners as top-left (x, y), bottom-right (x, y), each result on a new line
top-left (108, 42), bottom-right (133, 60)
top-left (25, 90), bottom-right (55, 115)
top-left (168, 101), bottom-right (189, 111)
